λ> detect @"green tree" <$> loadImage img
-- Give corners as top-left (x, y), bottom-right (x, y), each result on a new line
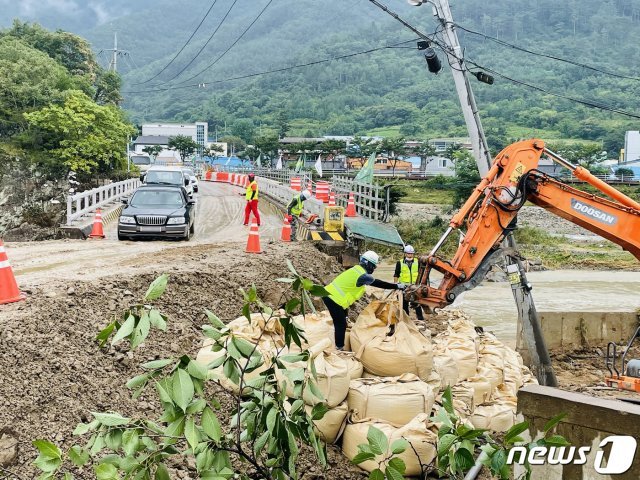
top-left (168, 135), bottom-right (199, 162)
top-left (379, 136), bottom-right (406, 177)
top-left (254, 134), bottom-right (281, 162)
top-left (142, 145), bottom-right (163, 161)
top-left (24, 90), bottom-right (136, 173)
top-left (412, 141), bottom-right (437, 175)
top-left (231, 118), bottom-right (256, 143)
top-left (319, 139), bottom-right (346, 168)
top-left (93, 70), bottom-right (123, 106)
top-left (276, 109), bottom-right (290, 139)
top-left (452, 149), bottom-right (481, 207)
top-left (219, 135), bottom-right (246, 155)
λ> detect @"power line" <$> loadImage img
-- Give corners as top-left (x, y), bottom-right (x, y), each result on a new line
top-left (174, 0), bottom-right (274, 86)
top-left (155, 0), bottom-right (241, 85)
top-left (122, 38), bottom-right (419, 95)
top-left (132, 0), bottom-right (220, 85)
top-left (454, 23), bottom-right (640, 83)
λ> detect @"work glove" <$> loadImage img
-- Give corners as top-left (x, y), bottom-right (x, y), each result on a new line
top-left (288, 215), bottom-right (293, 223)
top-left (396, 283), bottom-right (407, 290)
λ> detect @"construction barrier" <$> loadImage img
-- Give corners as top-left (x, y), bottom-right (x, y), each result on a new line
top-left (290, 177), bottom-right (301, 191)
top-left (315, 181), bottom-right (330, 203)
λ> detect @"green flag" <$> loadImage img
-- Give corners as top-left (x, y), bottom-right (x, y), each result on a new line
top-left (354, 152), bottom-right (376, 183)
top-left (256, 153), bottom-right (262, 167)
top-left (295, 154), bottom-right (305, 173)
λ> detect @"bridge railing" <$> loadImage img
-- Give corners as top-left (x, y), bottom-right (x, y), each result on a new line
top-left (214, 165), bottom-right (313, 186)
top-left (331, 175), bottom-right (387, 221)
top-left (66, 178), bottom-right (140, 225)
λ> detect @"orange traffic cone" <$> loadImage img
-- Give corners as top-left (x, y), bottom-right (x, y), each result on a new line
top-left (246, 222), bottom-right (262, 253)
top-left (345, 192), bottom-right (357, 217)
top-left (0, 240), bottom-right (26, 305)
top-left (88, 208), bottom-right (105, 239)
top-left (281, 216), bottom-right (291, 242)
top-left (328, 191), bottom-right (336, 206)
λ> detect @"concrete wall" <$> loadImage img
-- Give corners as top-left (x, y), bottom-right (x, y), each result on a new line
top-left (517, 385), bottom-right (640, 480)
top-left (536, 311), bottom-right (639, 350)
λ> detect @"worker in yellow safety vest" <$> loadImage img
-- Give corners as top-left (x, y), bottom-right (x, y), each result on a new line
top-left (393, 244), bottom-right (424, 320)
top-left (324, 250), bottom-right (406, 350)
top-left (286, 189), bottom-right (311, 241)
top-left (243, 173), bottom-right (261, 226)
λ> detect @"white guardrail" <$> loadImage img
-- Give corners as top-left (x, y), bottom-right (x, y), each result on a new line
top-left (66, 178), bottom-right (140, 225)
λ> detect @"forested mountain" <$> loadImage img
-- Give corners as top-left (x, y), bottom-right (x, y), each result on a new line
top-left (3, 0), bottom-right (640, 153)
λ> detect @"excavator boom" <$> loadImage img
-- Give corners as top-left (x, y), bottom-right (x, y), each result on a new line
top-left (407, 139), bottom-right (640, 310)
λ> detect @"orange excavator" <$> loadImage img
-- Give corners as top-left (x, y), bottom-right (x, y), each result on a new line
top-left (404, 138), bottom-right (640, 389)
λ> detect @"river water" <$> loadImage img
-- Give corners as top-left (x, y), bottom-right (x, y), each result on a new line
top-left (376, 265), bottom-right (640, 347)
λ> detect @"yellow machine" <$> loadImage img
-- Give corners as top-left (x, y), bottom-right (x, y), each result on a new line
top-left (307, 206), bottom-right (345, 241)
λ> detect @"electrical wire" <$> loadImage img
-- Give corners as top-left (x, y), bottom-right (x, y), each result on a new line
top-left (173, 0), bottom-right (274, 86)
top-left (453, 23), bottom-right (640, 83)
top-left (122, 37), bottom-right (419, 94)
top-left (157, 0), bottom-right (241, 85)
top-left (132, 0), bottom-right (220, 85)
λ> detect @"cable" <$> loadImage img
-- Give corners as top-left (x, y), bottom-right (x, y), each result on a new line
top-left (454, 23), bottom-right (640, 83)
top-left (157, 0), bottom-right (241, 85)
top-left (132, 0), bottom-right (219, 85)
top-left (122, 37), bottom-right (419, 94)
top-left (174, 0), bottom-right (274, 86)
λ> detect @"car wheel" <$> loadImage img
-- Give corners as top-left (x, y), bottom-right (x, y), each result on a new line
top-left (118, 231), bottom-right (126, 241)
top-left (184, 225), bottom-right (192, 241)
top-left (190, 222), bottom-right (195, 235)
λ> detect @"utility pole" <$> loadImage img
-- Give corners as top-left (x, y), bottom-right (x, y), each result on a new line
top-left (101, 33), bottom-right (128, 73)
top-left (410, 0), bottom-right (556, 386)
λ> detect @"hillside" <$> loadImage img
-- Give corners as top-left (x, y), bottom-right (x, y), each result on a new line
top-left (3, 0), bottom-right (640, 153)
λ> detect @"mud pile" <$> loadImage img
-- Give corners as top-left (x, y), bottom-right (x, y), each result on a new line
top-left (0, 242), bottom-right (370, 478)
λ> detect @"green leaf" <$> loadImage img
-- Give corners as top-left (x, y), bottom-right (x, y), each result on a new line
top-left (68, 446), bottom-right (89, 467)
top-left (231, 337), bottom-right (256, 359)
top-left (33, 440), bottom-right (61, 460)
top-left (454, 448), bottom-right (476, 471)
top-left (306, 379), bottom-right (325, 401)
top-left (242, 303), bottom-right (251, 322)
top-left (64, 473), bottom-right (74, 480)
top-left (388, 457), bottom-right (406, 475)
top-left (122, 430), bottom-right (139, 457)
top-left (390, 438), bottom-right (409, 455)
top-left (72, 419), bottom-right (99, 436)
top-left (104, 429), bottom-right (123, 451)
top-left (286, 259), bottom-right (298, 276)
top-left (188, 360), bottom-right (208, 380)
top-left (266, 407), bottom-right (278, 434)
top-left (301, 278), bottom-right (314, 291)
top-left (34, 456), bottom-right (60, 473)
top-left (366, 426), bottom-right (388, 456)
top-left (131, 312), bottom-right (151, 349)
top-left (186, 399), bottom-right (207, 415)
top-left (285, 298), bottom-right (301, 314)
top-left (543, 413), bottom-right (567, 433)
top-left (185, 417), bottom-right (200, 450)
top-left (385, 465), bottom-right (405, 480)
top-left (94, 463), bottom-right (119, 480)
top-left (254, 431), bottom-right (270, 456)
top-left (142, 358), bottom-right (175, 370)
top-left (145, 274), bottom-right (169, 301)
top-left (437, 433), bottom-right (457, 456)
top-left (543, 435), bottom-right (571, 447)
top-left (154, 464), bottom-right (171, 480)
top-left (369, 469), bottom-right (384, 480)
top-left (92, 412), bottom-right (130, 427)
top-left (442, 386), bottom-right (454, 415)
top-left (171, 369), bottom-right (195, 412)
top-left (126, 374), bottom-right (150, 390)
top-left (505, 421), bottom-right (530, 444)
top-left (202, 407), bottom-right (222, 442)
top-left (96, 321), bottom-right (116, 347)
top-left (309, 284), bottom-right (330, 297)
top-left (310, 403), bottom-right (329, 421)
top-left (165, 415), bottom-right (186, 441)
top-left (490, 448), bottom-right (507, 475)
top-left (205, 310), bottom-right (225, 329)
top-left (111, 315), bottom-right (135, 345)
top-left (156, 380), bottom-right (173, 404)
top-left (222, 359), bottom-right (240, 385)
top-left (148, 309), bottom-right (167, 331)
top-left (351, 451), bottom-right (375, 465)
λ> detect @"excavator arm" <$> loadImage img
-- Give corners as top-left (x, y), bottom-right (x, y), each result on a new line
top-left (406, 139), bottom-right (640, 311)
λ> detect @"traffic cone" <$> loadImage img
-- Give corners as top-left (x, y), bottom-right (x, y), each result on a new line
top-left (0, 240), bottom-right (26, 305)
top-left (281, 216), bottom-right (291, 242)
top-left (345, 191), bottom-right (357, 217)
top-left (245, 222), bottom-right (262, 253)
top-left (88, 208), bottom-right (106, 239)
top-left (328, 191), bottom-right (336, 206)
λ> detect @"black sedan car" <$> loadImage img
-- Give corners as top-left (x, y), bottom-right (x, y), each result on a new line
top-left (118, 185), bottom-right (196, 241)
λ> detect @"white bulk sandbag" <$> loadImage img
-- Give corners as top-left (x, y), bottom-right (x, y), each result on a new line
top-left (433, 353), bottom-right (459, 388)
top-left (334, 351), bottom-right (364, 380)
top-left (451, 383), bottom-right (475, 414)
top-left (348, 374), bottom-right (435, 427)
top-left (227, 313), bottom-right (285, 342)
top-left (342, 414), bottom-right (437, 476)
top-left (470, 402), bottom-right (517, 432)
top-left (426, 370), bottom-right (442, 392)
top-left (355, 321), bottom-right (433, 380)
top-left (306, 401), bottom-right (348, 444)
top-left (292, 311), bottom-right (336, 350)
top-left (460, 377), bottom-right (492, 406)
top-left (350, 293), bottom-right (410, 352)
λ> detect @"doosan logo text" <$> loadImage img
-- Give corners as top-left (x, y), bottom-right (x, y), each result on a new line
top-left (507, 435), bottom-right (637, 474)
top-left (570, 198), bottom-right (618, 225)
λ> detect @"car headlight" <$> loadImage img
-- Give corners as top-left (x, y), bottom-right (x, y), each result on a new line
top-left (167, 217), bottom-right (186, 225)
top-left (119, 216), bottom-right (136, 224)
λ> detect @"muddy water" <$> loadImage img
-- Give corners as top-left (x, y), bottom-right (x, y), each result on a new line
top-left (376, 264), bottom-right (640, 347)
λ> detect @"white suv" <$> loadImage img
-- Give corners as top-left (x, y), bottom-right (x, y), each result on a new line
top-left (181, 167), bottom-right (199, 193)
top-left (143, 166), bottom-right (194, 197)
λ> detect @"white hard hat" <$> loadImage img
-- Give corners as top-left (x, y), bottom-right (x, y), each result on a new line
top-left (404, 244), bottom-right (415, 254)
top-left (301, 189), bottom-right (311, 199)
top-left (360, 250), bottom-right (379, 266)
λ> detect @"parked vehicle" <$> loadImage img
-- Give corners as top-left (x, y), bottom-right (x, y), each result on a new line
top-left (130, 154), bottom-right (152, 173)
top-left (118, 185), bottom-right (196, 241)
top-left (142, 165), bottom-right (194, 196)
top-left (181, 167), bottom-right (199, 192)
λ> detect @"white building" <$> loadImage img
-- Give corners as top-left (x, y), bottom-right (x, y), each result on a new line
top-left (624, 131), bottom-right (640, 163)
top-left (141, 122), bottom-right (209, 155)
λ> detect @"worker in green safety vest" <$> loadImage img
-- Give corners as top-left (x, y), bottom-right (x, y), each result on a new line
top-left (324, 250), bottom-right (406, 350)
top-left (243, 173), bottom-right (261, 226)
top-left (393, 244), bottom-right (424, 320)
top-left (286, 189), bottom-right (311, 241)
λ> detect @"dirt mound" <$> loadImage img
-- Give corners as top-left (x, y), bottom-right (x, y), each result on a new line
top-left (0, 241), bottom-right (369, 479)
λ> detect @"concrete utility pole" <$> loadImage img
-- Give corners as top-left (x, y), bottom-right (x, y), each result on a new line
top-left (101, 33), bottom-right (129, 73)
top-left (411, 0), bottom-right (557, 386)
